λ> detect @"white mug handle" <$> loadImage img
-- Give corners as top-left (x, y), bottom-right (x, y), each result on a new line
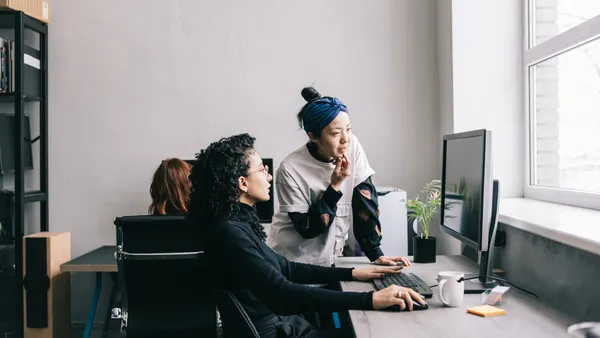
top-left (438, 279), bottom-right (449, 306)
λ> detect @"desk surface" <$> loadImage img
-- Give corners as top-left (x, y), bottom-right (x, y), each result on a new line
top-left (60, 245), bottom-right (117, 272)
top-left (337, 255), bottom-right (576, 338)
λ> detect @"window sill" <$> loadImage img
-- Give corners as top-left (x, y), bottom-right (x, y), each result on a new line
top-left (499, 198), bottom-right (600, 257)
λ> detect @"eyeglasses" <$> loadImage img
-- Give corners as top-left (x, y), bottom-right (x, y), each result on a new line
top-left (247, 164), bottom-right (269, 177)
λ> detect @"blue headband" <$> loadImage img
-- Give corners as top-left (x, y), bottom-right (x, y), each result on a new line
top-left (302, 97), bottom-right (348, 133)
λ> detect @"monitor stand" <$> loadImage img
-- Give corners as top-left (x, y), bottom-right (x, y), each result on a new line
top-left (464, 179), bottom-right (501, 294)
top-left (464, 274), bottom-right (499, 294)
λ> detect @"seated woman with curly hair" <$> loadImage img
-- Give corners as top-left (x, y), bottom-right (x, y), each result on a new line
top-left (188, 133), bottom-right (426, 338)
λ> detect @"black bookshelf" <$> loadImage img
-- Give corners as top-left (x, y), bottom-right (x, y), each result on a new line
top-left (0, 10), bottom-right (48, 338)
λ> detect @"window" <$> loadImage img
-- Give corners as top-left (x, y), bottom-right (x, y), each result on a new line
top-left (526, 1), bottom-right (600, 210)
top-left (532, 0), bottom-right (600, 45)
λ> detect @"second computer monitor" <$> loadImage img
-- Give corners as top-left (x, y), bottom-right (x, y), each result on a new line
top-left (184, 157), bottom-right (274, 223)
top-left (255, 158), bottom-right (274, 223)
top-left (440, 129), bottom-right (493, 252)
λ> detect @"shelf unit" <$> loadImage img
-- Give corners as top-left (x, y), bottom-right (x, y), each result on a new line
top-left (0, 10), bottom-right (48, 338)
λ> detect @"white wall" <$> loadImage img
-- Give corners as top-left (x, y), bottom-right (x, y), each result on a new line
top-left (47, 0), bottom-right (439, 323)
top-left (450, 0), bottom-right (524, 198)
top-left (435, 0), bottom-right (524, 255)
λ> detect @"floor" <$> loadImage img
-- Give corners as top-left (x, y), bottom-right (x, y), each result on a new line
top-left (70, 324), bottom-right (223, 338)
top-left (70, 326), bottom-right (121, 338)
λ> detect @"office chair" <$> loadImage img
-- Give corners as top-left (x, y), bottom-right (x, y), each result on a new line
top-left (114, 215), bottom-right (217, 338)
top-left (213, 289), bottom-right (260, 338)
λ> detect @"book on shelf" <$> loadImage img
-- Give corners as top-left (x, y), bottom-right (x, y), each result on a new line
top-left (0, 36), bottom-right (39, 96)
top-left (0, 37), bottom-right (8, 94)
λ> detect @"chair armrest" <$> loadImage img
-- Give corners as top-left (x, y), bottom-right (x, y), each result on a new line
top-left (117, 249), bottom-right (204, 261)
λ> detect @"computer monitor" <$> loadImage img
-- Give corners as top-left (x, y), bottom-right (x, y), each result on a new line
top-left (184, 157), bottom-right (275, 223)
top-left (255, 158), bottom-right (274, 223)
top-left (0, 114), bottom-right (34, 174)
top-left (440, 129), bottom-right (500, 293)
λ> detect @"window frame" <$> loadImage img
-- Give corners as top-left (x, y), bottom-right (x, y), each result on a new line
top-left (524, 1), bottom-right (600, 210)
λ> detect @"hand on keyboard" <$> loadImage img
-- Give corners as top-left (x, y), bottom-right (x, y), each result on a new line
top-left (373, 256), bottom-right (412, 267)
top-left (351, 266), bottom-right (403, 281)
top-left (372, 285), bottom-right (426, 311)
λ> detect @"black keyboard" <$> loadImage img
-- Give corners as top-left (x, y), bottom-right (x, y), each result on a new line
top-left (373, 272), bottom-right (433, 298)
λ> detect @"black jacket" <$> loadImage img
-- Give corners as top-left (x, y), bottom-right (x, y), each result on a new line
top-left (205, 203), bottom-right (374, 325)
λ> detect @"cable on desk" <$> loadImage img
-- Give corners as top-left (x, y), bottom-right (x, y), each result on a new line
top-left (428, 275), bottom-right (539, 299)
top-left (486, 276), bottom-right (539, 299)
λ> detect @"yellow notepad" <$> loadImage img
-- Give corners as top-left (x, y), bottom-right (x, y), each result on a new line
top-left (466, 305), bottom-right (506, 317)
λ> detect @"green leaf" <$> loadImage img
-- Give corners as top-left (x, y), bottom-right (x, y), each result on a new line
top-left (405, 179), bottom-right (443, 236)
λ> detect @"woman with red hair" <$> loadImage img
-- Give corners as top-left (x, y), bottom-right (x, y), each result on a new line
top-left (149, 158), bottom-right (192, 215)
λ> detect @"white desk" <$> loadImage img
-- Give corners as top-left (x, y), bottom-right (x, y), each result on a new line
top-left (336, 255), bottom-right (576, 338)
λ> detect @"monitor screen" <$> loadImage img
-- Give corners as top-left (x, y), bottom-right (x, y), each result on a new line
top-left (442, 134), bottom-right (485, 246)
top-left (184, 157), bottom-right (274, 223)
top-left (0, 114), bottom-right (34, 174)
top-left (255, 158), bottom-right (274, 223)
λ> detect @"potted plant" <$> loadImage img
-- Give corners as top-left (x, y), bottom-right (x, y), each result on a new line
top-left (405, 180), bottom-right (442, 263)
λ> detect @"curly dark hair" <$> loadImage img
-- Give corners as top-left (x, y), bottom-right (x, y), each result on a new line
top-left (187, 133), bottom-right (267, 241)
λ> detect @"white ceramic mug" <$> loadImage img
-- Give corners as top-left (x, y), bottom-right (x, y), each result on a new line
top-left (437, 271), bottom-right (465, 307)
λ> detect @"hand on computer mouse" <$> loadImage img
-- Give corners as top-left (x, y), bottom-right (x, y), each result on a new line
top-left (351, 266), bottom-right (403, 281)
top-left (372, 285), bottom-right (426, 311)
top-left (373, 256), bottom-right (412, 267)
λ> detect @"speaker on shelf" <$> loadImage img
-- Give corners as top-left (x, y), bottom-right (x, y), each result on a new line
top-left (23, 232), bottom-right (71, 338)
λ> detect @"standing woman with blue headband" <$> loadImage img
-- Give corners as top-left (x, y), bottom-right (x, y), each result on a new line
top-left (268, 87), bottom-right (411, 268)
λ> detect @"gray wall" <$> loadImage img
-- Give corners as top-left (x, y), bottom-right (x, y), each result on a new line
top-left (46, 0), bottom-right (440, 324)
top-left (493, 223), bottom-right (600, 322)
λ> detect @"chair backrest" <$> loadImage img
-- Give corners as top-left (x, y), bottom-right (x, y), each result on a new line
top-left (114, 215), bottom-right (217, 338)
top-left (214, 290), bottom-right (260, 338)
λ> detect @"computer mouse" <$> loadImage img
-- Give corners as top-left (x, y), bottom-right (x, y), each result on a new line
top-left (409, 300), bottom-right (429, 311)
top-left (385, 297), bottom-right (428, 312)
top-left (396, 262), bottom-right (405, 267)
